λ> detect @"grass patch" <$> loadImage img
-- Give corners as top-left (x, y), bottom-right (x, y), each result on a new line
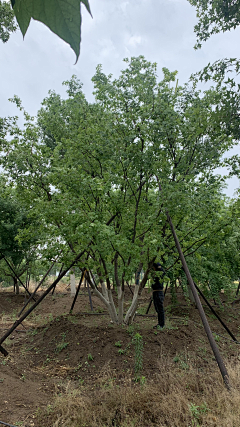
top-left (35, 361), bottom-right (240, 427)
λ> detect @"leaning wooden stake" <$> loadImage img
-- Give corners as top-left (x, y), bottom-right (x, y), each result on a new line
top-left (70, 268), bottom-right (86, 313)
top-left (167, 213), bottom-right (230, 389)
top-left (194, 282), bottom-right (238, 343)
top-left (18, 259), bottom-right (58, 317)
top-left (2, 255), bottom-right (34, 300)
top-left (0, 344), bottom-right (8, 357)
top-left (146, 297), bottom-right (153, 314)
top-left (0, 249), bottom-right (85, 356)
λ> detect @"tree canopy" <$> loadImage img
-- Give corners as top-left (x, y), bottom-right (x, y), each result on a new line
top-left (1, 56), bottom-right (239, 322)
top-left (189, 0), bottom-right (240, 49)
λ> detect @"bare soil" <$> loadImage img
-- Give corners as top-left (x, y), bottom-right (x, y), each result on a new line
top-left (0, 284), bottom-right (240, 426)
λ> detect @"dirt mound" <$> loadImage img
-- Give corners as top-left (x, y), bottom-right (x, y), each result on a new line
top-left (0, 289), bottom-right (240, 426)
top-left (0, 292), bottom-right (25, 314)
top-left (12, 312), bottom-right (223, 384)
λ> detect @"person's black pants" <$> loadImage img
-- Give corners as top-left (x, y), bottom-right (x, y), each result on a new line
top-left (153, 291), bottom-right (165, 327)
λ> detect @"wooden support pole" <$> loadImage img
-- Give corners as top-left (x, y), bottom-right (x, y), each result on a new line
top-left (2, 256), bottom-right (34, 300)
top-left (146, 297), bottom-right (153, 314)
top-left (70, 268), bottom-right (86, 313)
top-left (0, 344), bottom-right (8, 357)
top-left (167, 213), bottom-right (230, 389)
top-left (194, 282), bottom-right (238, 343)
top-left (0, 249), bottom-right (85, 356)
top-left (18, 259), bottom-right (57, 317)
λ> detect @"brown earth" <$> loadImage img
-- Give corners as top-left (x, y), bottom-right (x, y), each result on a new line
top-left (0, 284), bottom-right (240, 426)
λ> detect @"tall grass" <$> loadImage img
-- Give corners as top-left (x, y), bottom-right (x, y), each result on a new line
top-left (35, 360), bottom-right (240, 427)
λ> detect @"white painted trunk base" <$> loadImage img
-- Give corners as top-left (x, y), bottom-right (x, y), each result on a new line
top-left (70, 274), bottom-right (76, 297)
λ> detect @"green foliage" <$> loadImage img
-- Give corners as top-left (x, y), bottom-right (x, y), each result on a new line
top-left (1, 56), bottom-right (240, 314)
top-left (132, 332), bottom-right (143, 374)
top-left (0, 0), bottom-right (17, 42)
top-left (134, 375), bottom-right (146, 386)
top-left (55, 332), bottom-right (69, 353)
top-left (189, 0), bottom-right (240, 49)
top-left (11, 0), bottom-right (92, 61)
top-left (189, 402), bottom-right (210, 425)
top-left (0, 181), bottom-right (32, 264)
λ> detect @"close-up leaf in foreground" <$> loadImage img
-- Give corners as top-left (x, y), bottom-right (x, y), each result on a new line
top-left (11, 0), bottom-right (92, 61)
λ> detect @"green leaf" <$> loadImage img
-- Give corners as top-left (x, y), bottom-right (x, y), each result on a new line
top-left (13, 0), bottom-right (31, 37)
top-left (13, 0), bottom-right (92, 61)
top-left (81, 0), bottom-right (92, 17)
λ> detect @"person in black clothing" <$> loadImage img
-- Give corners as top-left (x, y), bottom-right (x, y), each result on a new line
top-left (152, 262), bottom-right (165, 329)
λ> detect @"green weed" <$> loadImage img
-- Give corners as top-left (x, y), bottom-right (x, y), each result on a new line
top-left (213, 332), bottom-right (221, 342)
top-left (55, 333), bottom-right (69, 353)
top-left (132, 332), bottom-right (143, 374)
top-left (189, 402), bottom-right (210, 425)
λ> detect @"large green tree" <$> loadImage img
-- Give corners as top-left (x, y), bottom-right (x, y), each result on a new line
top-left (1, 57), bottom-right (239, 322)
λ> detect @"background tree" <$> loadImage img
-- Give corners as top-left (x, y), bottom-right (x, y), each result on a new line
top-left (0, 0), bottom-right (16, 42)
top-left (189, 0), bottom-right (240, 49)
top-left (173, 200), bottom-right (240, 302)
top-left (0, 176), bottom-right (41, 293)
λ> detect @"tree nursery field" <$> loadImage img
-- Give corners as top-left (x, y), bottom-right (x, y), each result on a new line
top-left (1, 1), bottom-right (240, 427)
top-left (1, 282), bottom-right (240, 427)
top-left (0, 54), bottom-right (239, 427)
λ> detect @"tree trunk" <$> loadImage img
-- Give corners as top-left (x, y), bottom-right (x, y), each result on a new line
top-left (236, 280), bottom-right (240, 296)
top-left (107, 289), bottom-right (118, 323)
top-left (14, 277), bottom-right (19, 295)
top-left (91, 287), bottom-right (117, 323)
top-left (124, 284), bottom-right (140, 325)
top-left (101, 282), bottom-right (109, 302)
top-left (118, 286), bottom-right (124, 324)
top-left (187, 281), bottom-right (196, 305)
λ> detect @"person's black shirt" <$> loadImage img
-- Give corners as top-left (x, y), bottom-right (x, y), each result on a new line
top-left (151, 264), bottom-right (165, 291)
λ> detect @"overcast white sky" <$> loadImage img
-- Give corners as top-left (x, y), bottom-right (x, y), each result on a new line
top-left (0, 0), bottom-right (239, 195)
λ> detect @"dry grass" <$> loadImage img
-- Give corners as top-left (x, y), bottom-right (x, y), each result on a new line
top-left (35, 359), bottom-right (240, 427)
